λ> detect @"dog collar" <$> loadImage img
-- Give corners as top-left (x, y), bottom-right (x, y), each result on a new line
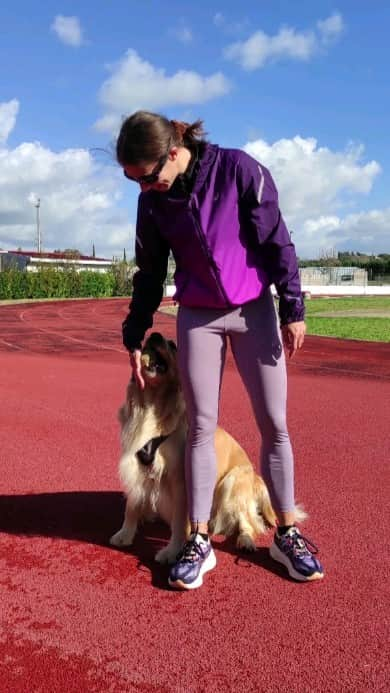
top-left (136, 435), bottom-right (169, 466)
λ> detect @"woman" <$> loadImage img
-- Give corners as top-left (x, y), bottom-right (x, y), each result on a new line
top-left (117, 110), bottom-right (324, 590)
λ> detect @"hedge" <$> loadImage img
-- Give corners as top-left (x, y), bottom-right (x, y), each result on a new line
top-left (0, 266), bottom-right (130, 300)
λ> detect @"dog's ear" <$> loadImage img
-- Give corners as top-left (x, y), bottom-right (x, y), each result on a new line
top-left (168, 340), bottom-right (177, 352)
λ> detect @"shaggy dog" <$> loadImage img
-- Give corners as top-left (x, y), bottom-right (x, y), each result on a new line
top-left (110, 332), bottom-right (277, 563)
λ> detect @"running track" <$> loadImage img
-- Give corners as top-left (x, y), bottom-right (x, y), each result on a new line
top-left (0, 299), bottom-right (389, 692)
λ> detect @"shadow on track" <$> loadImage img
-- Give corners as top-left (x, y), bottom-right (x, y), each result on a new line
top-left (0, 491), bottom-right (173, 588)
top-left (0, 491), bottom-right (290, 586)
top-left (0, 491), bottom-right (125, 543)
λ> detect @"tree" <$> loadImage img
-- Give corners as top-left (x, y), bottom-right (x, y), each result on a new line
top-left (63, 249), bottom-right (82, 259)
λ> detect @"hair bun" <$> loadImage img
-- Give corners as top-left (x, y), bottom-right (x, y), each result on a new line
top-left (171, 119), bottom-right (189, 140)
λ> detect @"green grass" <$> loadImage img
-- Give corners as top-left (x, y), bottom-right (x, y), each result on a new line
top-left (303, 296), bottom-right (390, 342)
top-left (159, 296), bottom-right (390, 342)
top-left (305, 317), bottom-right (389, 342)
top-left (304, 296), bottom-right (390, 314)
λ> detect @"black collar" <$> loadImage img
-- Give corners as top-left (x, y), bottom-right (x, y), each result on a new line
top-left (166, 144), bottom-right (203, 198)
top-left (136, 435), bottom-right (169, 466)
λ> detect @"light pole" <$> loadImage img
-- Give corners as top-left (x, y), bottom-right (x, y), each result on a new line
top-left (34, 198), bottom-right (41, 253)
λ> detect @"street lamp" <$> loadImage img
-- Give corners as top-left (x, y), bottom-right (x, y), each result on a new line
top-left (34, 197), bottom-right (41, 253)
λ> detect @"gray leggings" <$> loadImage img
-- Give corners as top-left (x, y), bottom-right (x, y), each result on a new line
top-left (176, 289), bottom-right (295, 522)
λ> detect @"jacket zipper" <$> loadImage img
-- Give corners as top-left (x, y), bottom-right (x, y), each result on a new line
top-left (189, 204), bottom-right (230, 305)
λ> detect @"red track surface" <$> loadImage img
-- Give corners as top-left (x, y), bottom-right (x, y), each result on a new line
top-left (0, 299), bottom-right (389, 692)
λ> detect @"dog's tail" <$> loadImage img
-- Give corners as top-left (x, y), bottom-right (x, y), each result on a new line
top-left (254, 476), bottom-right (277, 528)
top-left (293, 503), bottom-right (308, 524)
top-left (255, 476), bottom-right (308, 527)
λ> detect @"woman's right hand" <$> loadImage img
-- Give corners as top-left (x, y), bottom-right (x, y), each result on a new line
top-left (129, 349), bottom-right (145, 390)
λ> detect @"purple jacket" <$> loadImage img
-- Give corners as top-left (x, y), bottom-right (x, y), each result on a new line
top-left (123, 143), bottom-right (304, 351)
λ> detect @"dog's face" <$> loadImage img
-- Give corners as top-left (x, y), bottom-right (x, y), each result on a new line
top-left (141, 332), bottom-right (178, 387)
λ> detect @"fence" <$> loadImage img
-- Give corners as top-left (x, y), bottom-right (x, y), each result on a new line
top-left (299, 267), bottom-right (368, 286)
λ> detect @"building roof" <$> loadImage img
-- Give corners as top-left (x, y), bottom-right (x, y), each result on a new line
top-left (6, 250), bottom-right (111, 262)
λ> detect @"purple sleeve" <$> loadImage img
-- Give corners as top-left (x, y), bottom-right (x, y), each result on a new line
top-left (122, 194), bottom-right (169, 351)
top-left (237, 151), bottom-right (305, 325)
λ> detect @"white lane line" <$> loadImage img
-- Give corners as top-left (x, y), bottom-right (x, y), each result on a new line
top-left (41, 306), bottom-right (121, 334)
top-left (18, 309), bottom-right (124, 353)
top-left (56, 308), bottom-right (73, 321)
top-left (293, 362), bottom-right (389, 380)
top-left (0, 338), bottom-right (23, 351)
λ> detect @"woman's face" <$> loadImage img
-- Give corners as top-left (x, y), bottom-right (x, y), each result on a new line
top-left (123, 147), bottom-right (179, 193)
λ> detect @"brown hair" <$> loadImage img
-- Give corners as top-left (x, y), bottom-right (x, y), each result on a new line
top-left (116, 110), bottom-right (207, 166)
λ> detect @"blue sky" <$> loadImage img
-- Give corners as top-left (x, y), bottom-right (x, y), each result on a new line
top-left (0, 0), bottom-right (389, 259)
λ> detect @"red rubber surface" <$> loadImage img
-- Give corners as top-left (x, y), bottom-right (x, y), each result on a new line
top-left (0, 299), bottom-right (389, 692)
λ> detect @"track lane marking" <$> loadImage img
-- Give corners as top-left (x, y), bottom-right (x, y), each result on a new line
top-left (0, 338), bottom-right (24, 351)
top-left (18, 309), bottom-right (124, 353)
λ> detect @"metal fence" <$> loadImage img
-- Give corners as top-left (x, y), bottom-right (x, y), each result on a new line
top-left (299, 266), bottom-right (368, 286)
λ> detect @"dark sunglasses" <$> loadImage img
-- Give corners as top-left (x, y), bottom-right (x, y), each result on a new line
top-left (123, 143), bottom-right (171, 185)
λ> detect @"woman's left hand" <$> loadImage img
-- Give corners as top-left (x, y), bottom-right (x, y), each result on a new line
top-left (281, 321), bottom-right (306, 359)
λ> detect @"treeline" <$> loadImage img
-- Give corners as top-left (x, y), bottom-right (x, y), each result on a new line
top-left (0, 263), bottom-right (133, 300)
top-left (299, 253), bottom-right (390, 279)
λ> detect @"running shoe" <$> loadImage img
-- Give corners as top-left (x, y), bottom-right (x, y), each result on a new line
top-left (269, 526), bottom-right (324, 581)
top-left (168, 533), bottom-right (216, 590)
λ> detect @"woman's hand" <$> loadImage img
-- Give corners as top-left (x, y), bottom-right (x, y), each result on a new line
top-left (281, 321), bottom-right (306, 359)
top-left (129, 349), bottom-right (145, 389)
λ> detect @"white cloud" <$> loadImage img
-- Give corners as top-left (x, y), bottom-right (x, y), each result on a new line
top-left (213, 12), bottom-right (225, 28)
top-left (243, 135), bottom-right (385, 256)
top-left (212, 11), bottom-right (249, 35)
top-left (303, 209), bottom-right (390, 255)
top-left (226, 28), bottom-right (316, 69)
top-left (95, 50), bottom-right (231, 133)
top-left (1, 97), bottom-right (386, 261)
top-left (317, 12), bottom-right (344, 44)
top-left (51, 15), bottom-right (84, 47)
top-left (0, 99), bottom-right (19, 144)
top-left (174, 26), bottom-right (193, 44)
top-left (0, 102), bottom-right (133, 258)
top-left (225, 13), bottom-right (343, 69)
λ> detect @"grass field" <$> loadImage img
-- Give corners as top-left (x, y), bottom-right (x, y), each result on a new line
top-left (160, 296), bottom-right (390, 343)
top-left (304, 296), bottom-right (390, 342)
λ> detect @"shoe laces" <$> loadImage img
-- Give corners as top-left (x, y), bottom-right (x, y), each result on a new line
top-left (176, 524), bottom-right (208, 563)
top-left (176, 537), bottom-right (203, 563)
top-left (282, 529), bottom-right (319, 557)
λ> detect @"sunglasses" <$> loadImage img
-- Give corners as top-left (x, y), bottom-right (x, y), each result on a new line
top-left (123, 143), bottom-right (171, 185)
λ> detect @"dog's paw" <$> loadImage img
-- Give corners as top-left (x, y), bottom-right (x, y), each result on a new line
top-left (109, 527), bottom-right (135, 547)
top-left (155, 545), bottom-right (180, 564)
top-left (236, 534), bottom-right (257, 552)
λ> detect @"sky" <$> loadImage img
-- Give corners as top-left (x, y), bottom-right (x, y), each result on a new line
top-left (0, 0), bottom-right (389, 260)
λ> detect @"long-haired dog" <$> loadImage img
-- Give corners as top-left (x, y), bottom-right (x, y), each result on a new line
top-left (110, 332), bottom-right (277, 563)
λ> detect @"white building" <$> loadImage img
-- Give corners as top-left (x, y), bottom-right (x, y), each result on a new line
top-left (0, 250), bottom-right (112, 273)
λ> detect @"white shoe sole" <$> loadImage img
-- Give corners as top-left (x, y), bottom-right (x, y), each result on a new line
top-left (269, 542), bottom-right (324, 582)
top-left (168, 549), bottom-right (217, 590)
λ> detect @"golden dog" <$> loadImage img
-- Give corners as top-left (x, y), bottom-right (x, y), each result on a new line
top-left (110, 332), bottom-right (277, 563)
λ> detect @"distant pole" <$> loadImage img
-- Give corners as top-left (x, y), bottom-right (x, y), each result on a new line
top-left (34, 198), bottom-right (41, 253)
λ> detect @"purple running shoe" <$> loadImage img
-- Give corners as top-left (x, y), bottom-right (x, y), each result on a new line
top-left (168, 533), bottom-right (216, 590)
top-left (269, 527), bottom-right (324, 581)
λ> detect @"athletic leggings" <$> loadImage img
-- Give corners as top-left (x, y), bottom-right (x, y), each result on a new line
top-left (176, 289), bottom-right (295, 522)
